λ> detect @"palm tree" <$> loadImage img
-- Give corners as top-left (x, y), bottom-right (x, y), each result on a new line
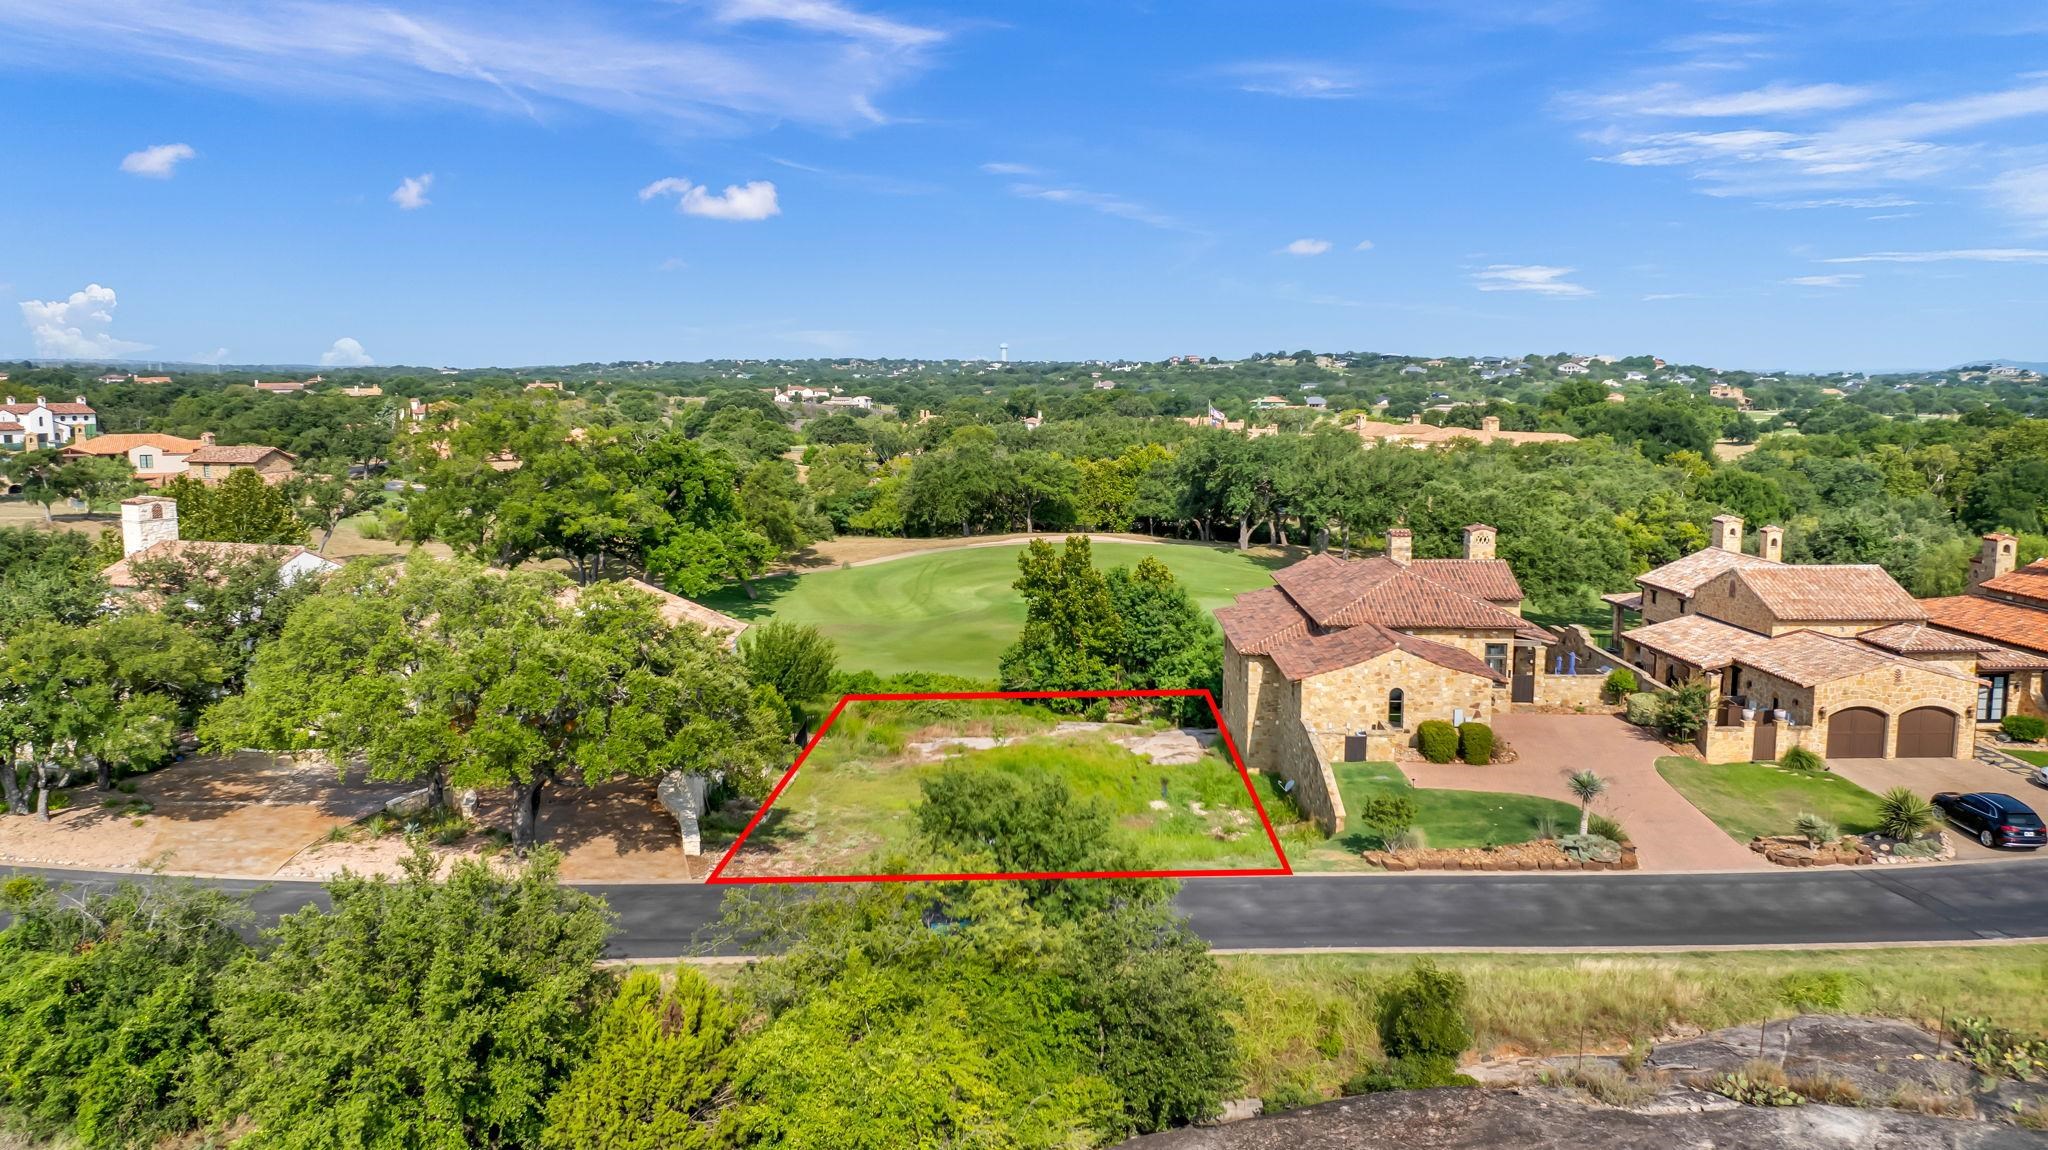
top-left (1567, 770), bottom-right (1608, 836)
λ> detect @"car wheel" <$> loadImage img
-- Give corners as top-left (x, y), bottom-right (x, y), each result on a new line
top-left (1980, 829), bottom-right (1996, 848)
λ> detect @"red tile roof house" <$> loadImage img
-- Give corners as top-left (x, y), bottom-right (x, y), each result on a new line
top-left (0, 394), bottom-right (98, 448)
top-left (1216, 524), bottom-right (1621, 833)
top-left (184, 443), bottom-right (298, 485)
top-left (102, 496), bottom-right (339, 596)
top-left (1916, 533), bottom-right (2048, 730)
top-left (61, 431), bottom-right (212, 485)
top-left (1608, 516), bottom-right (2034, 765)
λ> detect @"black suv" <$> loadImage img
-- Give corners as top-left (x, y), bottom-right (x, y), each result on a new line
top-left (1932, 792), bottom-right (2045, 850)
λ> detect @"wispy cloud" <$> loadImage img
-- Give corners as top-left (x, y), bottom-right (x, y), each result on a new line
top-left (1641, 291), bottom-right (1701, 301)
top-left (1471, 264), bottom-right (1591, 296)
top-left (1988, 164), bottom-right (2048, 230)
top-left (1761, 195), bottom-right (1920, 210)
top-left (1822, 248), bottom-right (2048, 264)
top-left (120, 142), bottom-right (195, 178)
top-left (390, 173), bottom-right (433, 210)
top-left (1007, 183), bottom-right (1183, 230)
top-left (1568, 81), bottom-right (1876, 119)
top-left (979, 161), bottom-right (1040, 176)
top-left (1355, 239), bottom-right (1375, 251)
top-left (1223, 60), bottom-right (1362, 100)
top-left (1785, 273), bottom-right (1860, 287)
top-left (640, 177), bottom-right (781, 220)
top-left (1281, 238), bottom-right (1332, 256)
top-left (0, 0), bottom-right (944, 134)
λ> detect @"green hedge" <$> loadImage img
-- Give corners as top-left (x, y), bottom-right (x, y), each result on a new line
top-left (2002, 714), bottom-right (2048, 743)
top-left (1457, 722), bottom-right (1493, 765)
top-left (1416, 720), bottom-right (1459, 764)
top-left (1624, 692), bottom-right (1660, 726)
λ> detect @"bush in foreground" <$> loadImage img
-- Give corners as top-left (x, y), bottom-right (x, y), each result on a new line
top-left (1416, 720), bottom-right (1459, 763)
top-left (2002, 714), bottom-right (2048, 743)
top-left (1601, 668), bottom-right (1637, 703)
top-left (1456, 722), bottom-right (1493, 765)
top-left (1350, 962), bottom-right (1476, 1092)
top-left (541, 968), bottom-right (737, 1150)
top-left (1779, 746), bottom-right (1826, 773)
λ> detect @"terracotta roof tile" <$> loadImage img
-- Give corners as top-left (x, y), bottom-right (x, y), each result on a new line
top-left (1216, 587), bottom-right (1313, 654)
top-left (1856, 622), bottom-right (1998, 657)
top-left (1622, 615), bottom-right (1771, 671)
top-left (1735, 630), bottom-right (1978, 689)
top-left (1731, 565), bottom-right (1925, 623)
top-left (1636, 546), bottom-right (1777, 596)
top-left (1408, 557), bottom-right (1524, 603)
top-left (101, 539), bottom-right (317, 589)
top-left (1268, 553), bottom-right (1542, 636)
top-left (62, 432), bottom-right (205, 456)
top-left (1920, 595), bottom-right (2048, 656)
top-left (1977, 559), bottom-right (2048, 608)
top-left (185, 444), bottom-right (296, 465)
top-left (1267, 620), bottom-right (1506, 683)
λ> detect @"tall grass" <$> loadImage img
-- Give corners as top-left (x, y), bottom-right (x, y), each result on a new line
top-left (1221, 946), bottom-right (2048, 1101)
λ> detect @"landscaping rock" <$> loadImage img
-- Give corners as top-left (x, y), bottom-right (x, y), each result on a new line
top-left (1647, 1016), bottom-right (1973, 1103)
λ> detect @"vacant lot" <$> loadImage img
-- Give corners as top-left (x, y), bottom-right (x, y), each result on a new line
top-left (697, 539), bottom-right (1277, 678)
top-left (717, 700), bottom-right (1291, 878)
top-left (1656, 756), bottom-right (1888, 842)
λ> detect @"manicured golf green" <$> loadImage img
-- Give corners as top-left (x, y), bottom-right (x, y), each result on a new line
top-left (699, 541), bottom-right (1277, 678)
top-left (1655, 756), bottom-right (1887, 842)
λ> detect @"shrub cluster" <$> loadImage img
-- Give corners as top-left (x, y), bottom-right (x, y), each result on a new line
top-left (1624, 691), bottom-right (1661, 726)
top-left (1456, 722), bottom-right (1493, 765)
top-left (1416, 720), bottom-right (1459, 763)
top-left (1876, 786), bottom-right (1936, 841)
top-left (2002, 714), bottom-right (2048, 743)
top-left (1601, 668), bottom-right (1637, 703)
top-left (1778, 746), bottom-right (1827, 772)
top-left (1347, 962), bottom-right (1476, 1093)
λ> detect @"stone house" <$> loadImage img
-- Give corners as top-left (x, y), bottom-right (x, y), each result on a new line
top-left (61, 431), bottom-right (211, 485)
top-left (183, 443), bottom-right (298, 485)
top-left (1916, 534), bottom-right (2048, 726)
top-left (101, 496), bottom-right (339, 595)
top-left (1608, 516), bottom-right (2029, 763)
top-left (1217, 525), bottom-right (1608, 832)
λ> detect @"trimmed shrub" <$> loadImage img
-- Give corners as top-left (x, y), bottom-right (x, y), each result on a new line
top-left (2002, 714), bottom-right (2048, 743)
top-left (1877, 787), bottom-right (1936, 841)
top-left (1601, 668), bottom-right (1638, 703)
top-left (1358, 795), bottom-right (1418, 849)
top-left (1456, 722), bottom-right (1493, 766)
top-left (1778, 746), bottom-right (1826, 773)
top-left (1587, 814), bottom-right (1629, 845)
top-left (1624, 692), bottom-right (1660, 726)
top-left (1416, 720), bottom-right (1459, 764)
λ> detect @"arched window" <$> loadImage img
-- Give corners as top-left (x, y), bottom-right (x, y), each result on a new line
top-left (1387, 688), bottom-right (1405, 729)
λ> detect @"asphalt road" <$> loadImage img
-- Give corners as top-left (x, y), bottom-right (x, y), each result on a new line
top-left (6, 860), bottom-right (2046, 957)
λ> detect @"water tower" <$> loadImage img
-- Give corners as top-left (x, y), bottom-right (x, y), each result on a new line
top-left (999, 342), bottom-right (1009, 363)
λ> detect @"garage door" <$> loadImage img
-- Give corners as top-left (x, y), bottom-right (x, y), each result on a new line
top-left (1826, 707), bottom-right (1887, 759)
top-left (1895, 707), bottom-right (1957, 758)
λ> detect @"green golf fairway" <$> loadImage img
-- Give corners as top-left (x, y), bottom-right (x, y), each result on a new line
top-left (699, 540), bottom-right (1277, 678)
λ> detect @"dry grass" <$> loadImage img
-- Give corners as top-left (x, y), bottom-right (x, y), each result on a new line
top-left (1544, 1063), bottom-right (1660, 1107)
top-left (1222, 946), bottom-right (2048, 1101)
top-left (1887, 1082), bottom-right (1977, 1118)
top-left (1789, 1070), bottom-right (1863, 1106)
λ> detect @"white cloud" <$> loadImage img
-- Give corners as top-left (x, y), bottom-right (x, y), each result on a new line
top-left (197, 346), bottom-right (230, 364)
top-left (1007, 183), bottom-right (1183, 230)
top-left (1641, 292), bottom-right (1702, 301)
top-left (120, 142), bottom-right (196, 178)
top-left (1785, 273), bottom-right (1860, 287)
top-left (1762, 195), bottom-right (1920, 210)
top-left (979, 161), bottom-right (1039, 176)
top-left (639, 176), bottom-right (780, 220)
top-left (1354, 239), bottom-right (1375, 251)
top-left (0, 0), bottom-right (944, 135)
top-left (1822, 248), bottom-right (2048, 264)
top-left (1574, 82), bottom-right (1876, 120)
top-left (320, 337), bottom-right (374, 366)
top-left (1281, 238), bottom-right (1332, 256)
top-left (1225, 60), bottom-right (1362, 100)
top-left (1988, 165), bottom-right (2048, 229)
top-left (390, 173), bottom-right (433, 210)
top-left (18, 283), bottom-right (150, 358)
top-left (1471, 264), bottom-right (1591, 297)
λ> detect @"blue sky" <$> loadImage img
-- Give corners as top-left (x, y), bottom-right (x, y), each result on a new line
top-left (2, 0), bottom-right (2045, 371)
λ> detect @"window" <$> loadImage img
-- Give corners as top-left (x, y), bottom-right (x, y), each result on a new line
top-left (1978, 674), bottom-right (2009, 723)
top-left (1484, 643), bottom-right (1508, 677)
top-left (1387, 688), bottom-right (1405, 729)
top-left (137, 453), bottom-right (153, 469)
top-left (1649, 589), bottom-right (1659, 605)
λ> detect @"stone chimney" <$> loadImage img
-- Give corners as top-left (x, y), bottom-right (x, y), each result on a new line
top-left (1480, 416), bottom-right (1501, 433)
top-left (73, 395), bottom-right (86, 405)
top-left (1462, 524), bottom-right (1496, 561)
top-left (1757, 525), bottom-right (1784, 563)
top-left (119, 496), bottom-right (179, 557)
top-left (1970, 532), bottom-right (2018, 591)
top-left (1407, 413), bottom-right (1424, 425)
top-left (1386, 528), bottom-right (1413, 566)
top-left (200, 431), bottom-right (216, 446)
top-left (1710, 514), bottom-right (1743, 553)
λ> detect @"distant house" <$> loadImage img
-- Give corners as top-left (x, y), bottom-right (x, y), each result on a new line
top-left (1399, 364), bottom-right (1427, 375)
top-left (340, 385), bottom-right (384, 398)
top-left (1251, 395), bottom-right (1290, 410)
top-left (0, 394), bottom-right (98, 447)
top-left (62, 431), bottom-right (211, 485)
top-left (184, 443), bottom-right (298, 485)
top-left (1352, 414), bottom-right (1577, 450)
top-left (823, 395), bottom-right (873, 409)
top-left (253, 379), bottom-right (310, 394)
top-left (97, 373), bottom-right (130, 384)
top-left (1556, 361), bottom-right (1590, 375)
top-left (102, 496), bottom-right (339, 594)
top-left (1304, 396), bottom-right (1328, 408)
top-left (131, 375), bottom-right (174, 385)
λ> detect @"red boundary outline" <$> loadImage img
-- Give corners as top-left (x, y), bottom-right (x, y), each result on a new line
top-left (706, 688), bottom-right (1294, 884)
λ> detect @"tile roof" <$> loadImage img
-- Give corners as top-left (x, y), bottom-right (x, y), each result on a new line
top-left (1636, 545), bottom-right (1776, 596)
top-left (62, 432), bottom-right (206, 456)
top-left (1268, 553), bottom-right (1542, 635)
top-left (1919, 595), bottom-right (2048, 656)
top-left (0, 400), bottom-right (94, 415)
top-left (1408, 557), bottom-right (1524, 603)
top-left (1977, 559), bottom-right (2048, 608)
top-left (1731, 564), bottom-right (1925, 623)
top-left (1266, 620), bottom-right (1507, 683)
top-left (1735, 630), bottom-right (1978, 689)
top-left (557, 578), bottom-right (749, 644)
top-left (1215, 586), bottom-right (1313, 655)
top-left (101, 540), bottom-right (319, 589)
top-left (1601, 590), bottom-right (1643, 610)
top-left (1622, 615), bottom-right (1771, 671)
top-left (1855, 622), bottom-right (1998, 657)
top-left (186, 444), bottom-right (296, 465)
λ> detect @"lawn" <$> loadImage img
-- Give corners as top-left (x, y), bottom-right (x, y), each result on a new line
top-left (1281, 761), bottom-right (1581, 870)
top-left (695, 540), bottom-right (1276, 678)
top-left (718, 699), bottom-right (1293, 878)
top-left (2007, 748), bottom-right (2048, 768)
top-left (1222, 945), bottom-right (2048, 1102)
top-left (1655, 755), bottom-right (1887, 842)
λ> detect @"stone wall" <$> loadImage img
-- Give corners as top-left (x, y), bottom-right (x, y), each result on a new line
top-left (1273, 705), bottom-right (1346, 835)
top-left (1297, 647), bottom-right (1499, 736)
top-left (1813, 663), bottom-right (1976, 758)
top-left (1223, 647), bottom-right (1289, 773)
top-left (1538, 671), bottom-right (1613, 709)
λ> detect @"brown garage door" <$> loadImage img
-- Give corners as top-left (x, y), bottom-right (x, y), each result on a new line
top-left (1895, 707), bottom-right (1957, 758)
top-left (1826, 707), bottom-right (1887, 758)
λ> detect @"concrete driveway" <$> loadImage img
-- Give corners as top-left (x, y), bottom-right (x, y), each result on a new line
top-left (1401, 713), bottom-right (1769, 873)
top-left (1828, 755), bottom-right (2048, 863)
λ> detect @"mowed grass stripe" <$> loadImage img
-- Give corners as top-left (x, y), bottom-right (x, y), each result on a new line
top-left (700, 541), bottom-right (1278, 678)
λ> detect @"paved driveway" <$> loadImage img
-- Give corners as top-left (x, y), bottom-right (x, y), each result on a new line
top-left (1401, 713), bottom-right (1769, 873)
top-left (1829, 755), bottom-right (2048, 863)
